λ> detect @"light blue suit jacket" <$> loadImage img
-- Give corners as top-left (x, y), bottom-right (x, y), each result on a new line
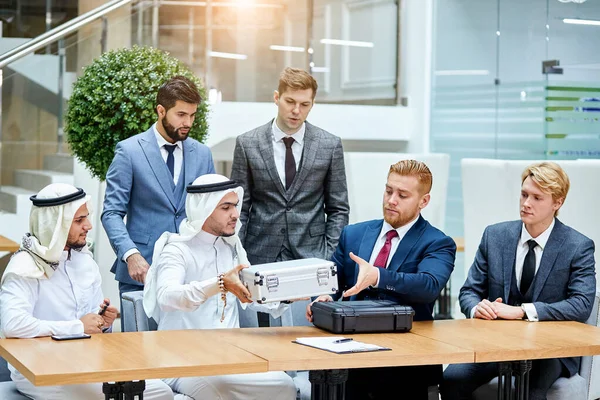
top-left (101, 127), bottom-right (215, 286)
top-left (460, 219), bottom-right (596, 375)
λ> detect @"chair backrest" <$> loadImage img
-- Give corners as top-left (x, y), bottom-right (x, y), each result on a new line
top-left (344, 152), bottom-right (450, 230)
top-left (0, 357), bottom-right (11, 382)
top-left (121, 291), bottom-right (157, 332)
top-left (580, 291), bottom-right (600, 400)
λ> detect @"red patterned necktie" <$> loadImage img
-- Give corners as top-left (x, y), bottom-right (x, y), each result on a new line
top-left (373, 230), bottom-right (399, 268)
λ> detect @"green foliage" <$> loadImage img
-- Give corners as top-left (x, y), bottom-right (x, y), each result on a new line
top-left (66, 46), bottom-right (209, 181)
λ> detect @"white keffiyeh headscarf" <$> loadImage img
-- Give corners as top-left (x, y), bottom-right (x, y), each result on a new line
top-left (2, 183), bottom-right (92, 284)
top-left (143, 174), bottom-right (249, 322)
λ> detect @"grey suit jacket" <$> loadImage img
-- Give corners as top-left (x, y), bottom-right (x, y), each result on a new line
top-left (101, 127), bottom-right (215, 286)
top-left (460, 219), bottom-right (596, 375)
top-left (230, 120), bottom-right (349, 264)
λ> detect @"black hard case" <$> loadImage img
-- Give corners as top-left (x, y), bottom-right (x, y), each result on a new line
top-left (311, 300), bottom-right (415, 334)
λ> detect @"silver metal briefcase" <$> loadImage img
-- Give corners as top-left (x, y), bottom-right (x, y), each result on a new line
top-left (240, 258), bottom-right (339, 303)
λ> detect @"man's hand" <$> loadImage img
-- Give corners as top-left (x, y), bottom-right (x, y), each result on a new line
top-left (126, 253), bottom-right (149, 284)
top-left (80, 313), bottom-right (105, 334)
top-left (343, 252), bottom-right (379, 297)
top-left (473, 299), bottom-right (499, 320)
top-left (99, 298), bottom-right (118, 329)
top-left (493, 298), bottom-right (525, 320)
top-left (306, 295), bottom-right (333, 322)
top-left (223, 264), bottom-right (252, 303)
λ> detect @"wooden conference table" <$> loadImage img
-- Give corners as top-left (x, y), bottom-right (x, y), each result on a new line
top-left (1, 320), bottom-right (600, 400)
top-left (0, 235), bottom-right (19, 253)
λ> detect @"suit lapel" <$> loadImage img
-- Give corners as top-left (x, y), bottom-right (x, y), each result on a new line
top-left (356, 221), bottom-right (383, 283)
top-left (139, 128), bottom-right (176, 209)
top-left (502, 222), bottom-right (521, 302)
top-left (387, 216), bottom-right (426, 271)
top-left (258, 121), bottom-right (286, 198)
top-left (177, 139), bottom-right (196, 210)
top-left (288, 122), bottom-right (319, 199)
top-left (532, 219), bottom-right (567, 301)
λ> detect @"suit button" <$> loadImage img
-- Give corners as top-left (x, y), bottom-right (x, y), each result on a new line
top-left (286, 207), bottom-right (291, 211)
top-left (280, 228), bottom-right (286, 234)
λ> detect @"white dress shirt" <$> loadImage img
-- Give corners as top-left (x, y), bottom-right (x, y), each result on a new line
top-left (371, 216), bottom-right (420, 287)
top-left (271, 119), bottom-right (305, 187)
top-left (516, 218), bottom-right (555, 321)
top-left (153, 122), bottom-right (183, 185)
top-left (154, 230), bottom-right (286, 331)
top-left (470, 218), bottom-right (555, 321)
top-left (123, 123), bottom-right (184, 262)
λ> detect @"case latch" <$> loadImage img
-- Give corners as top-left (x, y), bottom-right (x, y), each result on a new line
top-left (317, 267), bottom-right (330, 286)
top-left (266, 275), bottom-right (279, 292)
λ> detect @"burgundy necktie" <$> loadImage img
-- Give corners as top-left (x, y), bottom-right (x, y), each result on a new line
top-left (373, 230), bottom-right (399, 268)
top-left (282, 137), bottom-right (296, 190)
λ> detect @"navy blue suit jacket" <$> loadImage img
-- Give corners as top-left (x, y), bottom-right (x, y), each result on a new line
top-left (332, 216), bottom-right (456, 321)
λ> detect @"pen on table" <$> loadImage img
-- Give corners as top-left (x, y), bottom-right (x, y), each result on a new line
top-left (333, 338), bottom-right (353, 344)
top-left (98, 301), bottom-right (109, 316)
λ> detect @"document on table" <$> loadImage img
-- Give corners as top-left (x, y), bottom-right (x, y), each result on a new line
top-left (293, 336), bottom-right (391, 354)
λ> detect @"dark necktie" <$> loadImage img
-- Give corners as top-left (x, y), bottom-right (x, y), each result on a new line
top-left (520, 239), bottom-right (538, 294)
top-left (164, 144), bottom-right (176, 179)
top-left (282, 137), bottom-right (296, 190)
top-left (373, 230), bottom-right (399, 268)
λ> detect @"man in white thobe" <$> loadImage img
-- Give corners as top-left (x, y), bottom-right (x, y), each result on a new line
top-left (0, 183), bottom-right (173, 400)
top-left (144, 174), bottom-right (297, 400)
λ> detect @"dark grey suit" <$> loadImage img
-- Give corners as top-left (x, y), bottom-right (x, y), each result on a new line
top-left (231, 120), bottom-right (349, 264)
top-left (441, 219), bottom-right (596, 400)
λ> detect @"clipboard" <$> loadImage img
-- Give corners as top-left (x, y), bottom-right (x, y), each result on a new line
top-left (292, 336), bottom-right (391, 354)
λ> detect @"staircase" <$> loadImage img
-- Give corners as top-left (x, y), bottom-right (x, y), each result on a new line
top-left (0, 153), bottom-right (74, 243)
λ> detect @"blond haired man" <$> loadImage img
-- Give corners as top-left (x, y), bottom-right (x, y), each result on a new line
top-left (231, 67), bottom-right (349, 266)
top-left (441, 162), bottom-right (596, 400)
top-left (307, 160), bottom-right (457, 400)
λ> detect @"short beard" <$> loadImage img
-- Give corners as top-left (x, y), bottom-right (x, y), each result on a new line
top-left (66, 240), bottom-right (86, 251)
top-left (162, 115), bottom-right (189, 142)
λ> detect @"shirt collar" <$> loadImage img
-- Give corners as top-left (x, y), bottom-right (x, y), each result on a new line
top-left (520, 218), bottom-right (555, 250)
top-left (153, 122), bottom-right (183, 151)
top-left (380, 215), bottom-right (420, 242)
top-left (272, 119), bottom-right (305, 145)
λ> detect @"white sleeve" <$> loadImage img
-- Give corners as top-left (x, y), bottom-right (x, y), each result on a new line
top-left (470, 305), bottom-right (477, 319)
top-left (0, 276), bottom-right (83, 338)
top-left (247, 301), bottom-right (290, 319)
top-left (155, 246), bottom-right (220, 312)
top-left (522, 303), bottom-right (539, 322)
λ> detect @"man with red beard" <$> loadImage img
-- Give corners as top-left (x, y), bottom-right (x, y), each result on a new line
top-left (306, 159), bottom-right (456, 400)
top-left (102, 76), bottom-right (215, 329)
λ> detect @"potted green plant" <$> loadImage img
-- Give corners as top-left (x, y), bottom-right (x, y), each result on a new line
top-left (66, 45), bottom-right (209, 181)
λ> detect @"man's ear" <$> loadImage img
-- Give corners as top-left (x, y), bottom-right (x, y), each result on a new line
top-left (157, 104), bottom-right (166, 118)
top-left (553, 197), bottom-right (564, 212)
top-left (274, 90), bottom-right (280, 105)
top-left (419, 193), bottom-right (431, 209)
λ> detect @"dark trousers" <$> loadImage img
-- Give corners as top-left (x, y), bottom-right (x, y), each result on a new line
top-left (441, 358), bottom-right (568, 400)
top-left (118, 281), bottom-right (144, 332)
top-left (346, 364), bottom-right (442, 400)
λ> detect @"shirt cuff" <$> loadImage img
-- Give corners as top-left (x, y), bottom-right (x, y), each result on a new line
top-left (123, 248), bottom-right (140, 262)
top-left (470, 305), bottom-right (477, 319)
top-left (373, 268), bottom-right (381, 288)
top-left (522, 303), bottom-right (539, 321)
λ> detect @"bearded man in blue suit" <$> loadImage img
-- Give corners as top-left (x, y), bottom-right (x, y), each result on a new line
top-left (307, 159), bottom-right (457, 400)
top-left (102, 76), bottom-right (215, 327)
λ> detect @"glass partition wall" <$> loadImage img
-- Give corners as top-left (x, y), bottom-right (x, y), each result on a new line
top-left (0, 0), bottom-right (399, 185)
top-left (431, 0), bottom-right (600, 293)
